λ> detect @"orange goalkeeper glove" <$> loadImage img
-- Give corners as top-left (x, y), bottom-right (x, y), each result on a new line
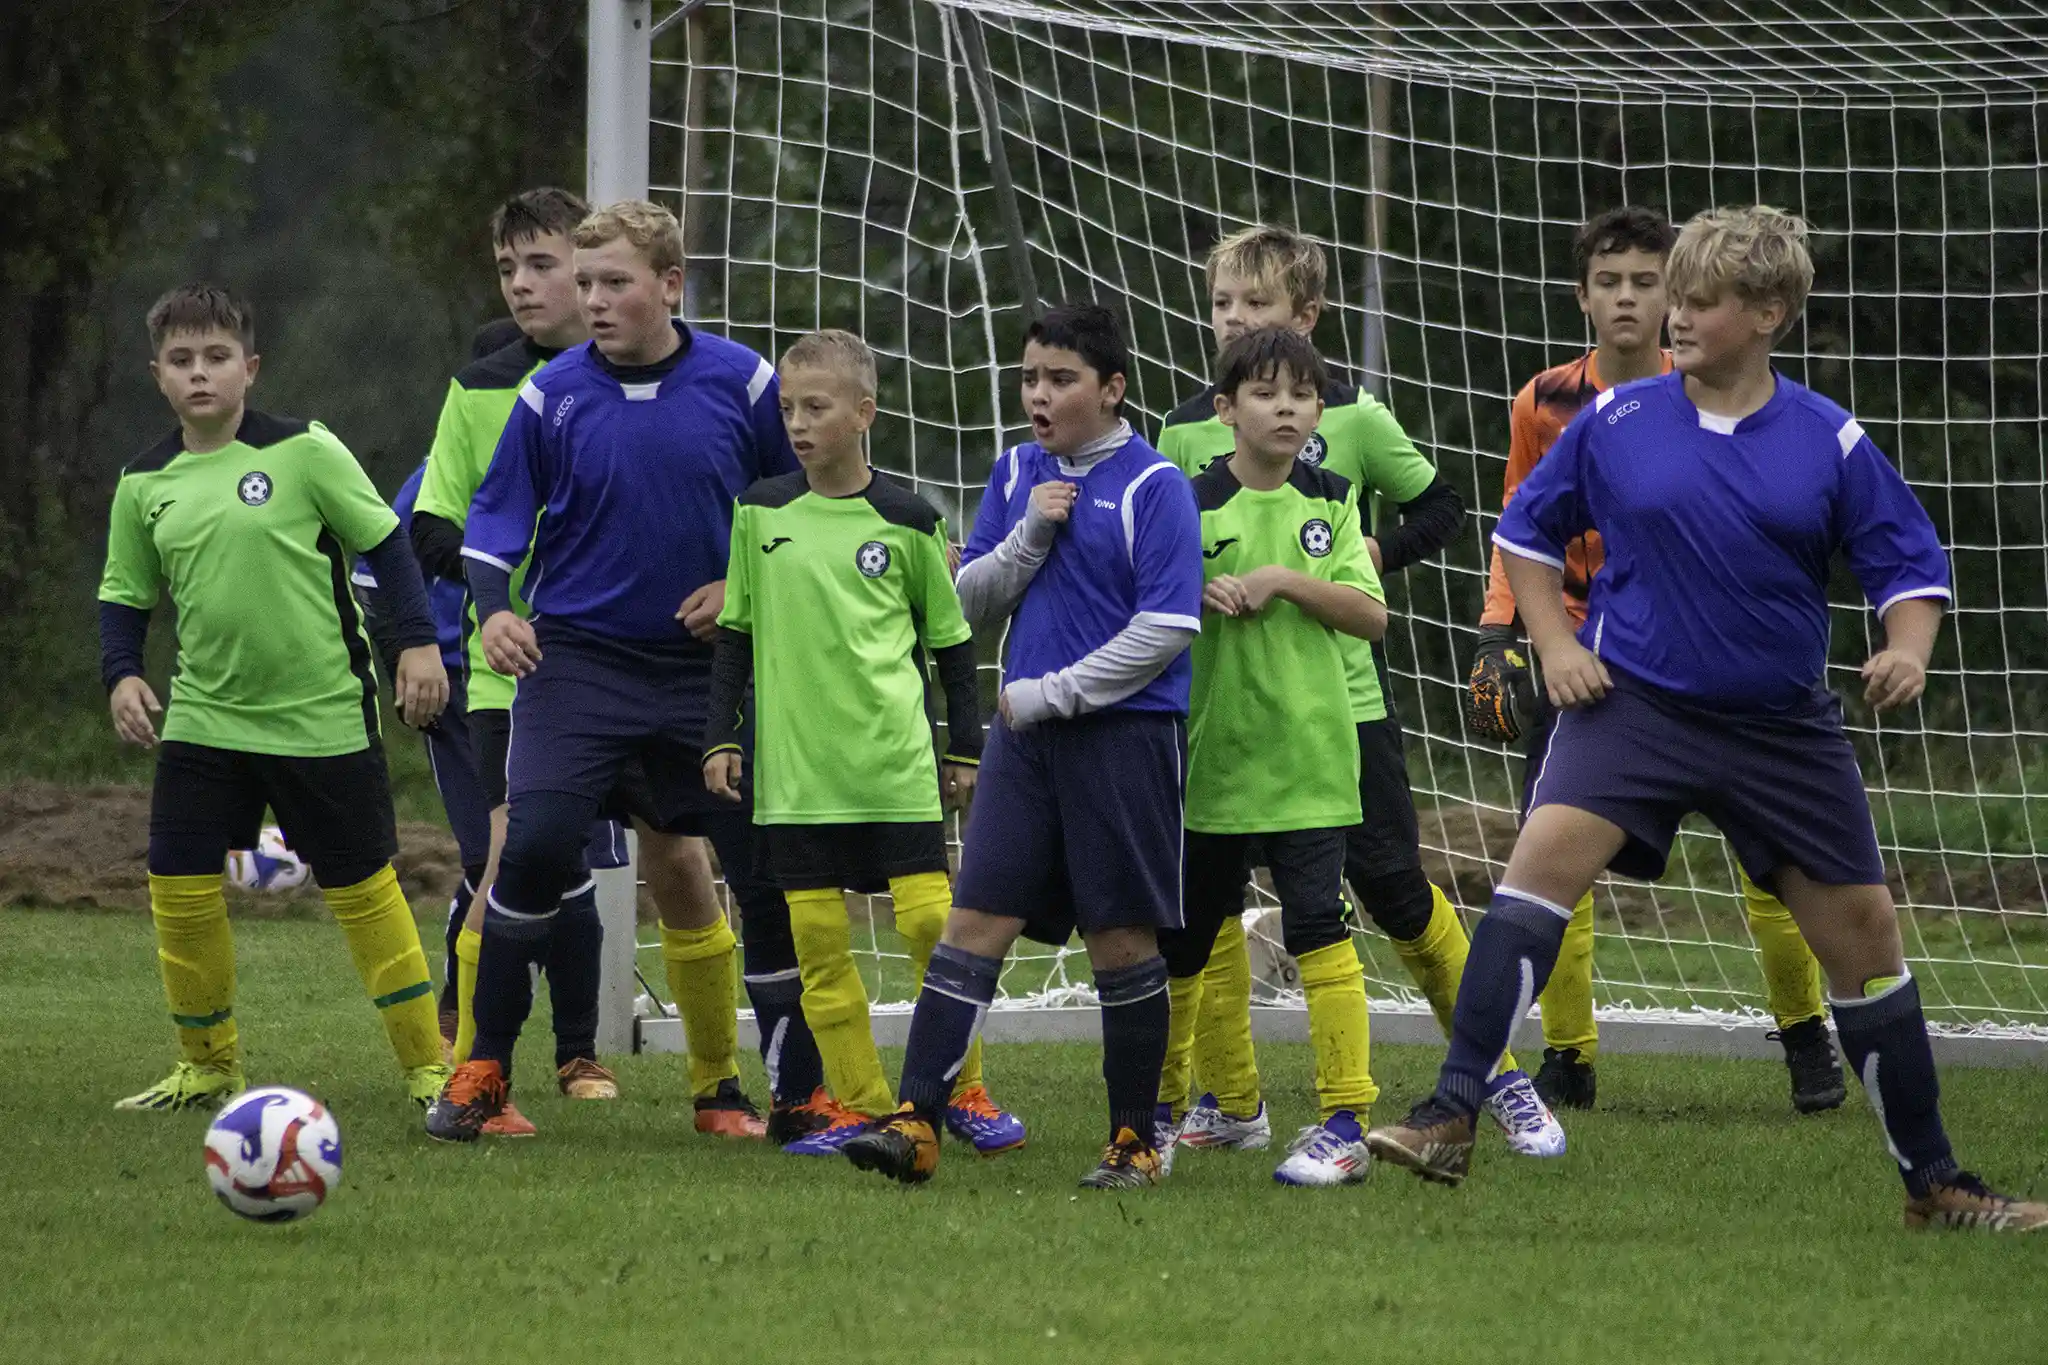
top-left (1466, 625), bottom-right (1533, 744)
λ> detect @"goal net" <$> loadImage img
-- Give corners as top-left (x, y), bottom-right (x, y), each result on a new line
top-left (634, 0), bottom-right (2048, 1045)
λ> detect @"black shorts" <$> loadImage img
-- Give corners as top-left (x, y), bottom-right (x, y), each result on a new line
top-left (1346, 715), bottom-right (1425, 881)
top-left (149, 740), bottom-right (396, 888)
top-left (760, 821), bottom-right (949, 893)
top-left (470, 705), bottom-right (512, 811)
top-left (1167, 826), bottom-right (1350, 974)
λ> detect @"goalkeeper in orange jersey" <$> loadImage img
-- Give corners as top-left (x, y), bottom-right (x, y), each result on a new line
top-left (1466, 205), bottom-right (1842, 1115)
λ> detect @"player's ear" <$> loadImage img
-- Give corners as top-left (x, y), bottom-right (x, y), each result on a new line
top-left (1214, 390), bottom-right (1237, 429)
top-left (1294, 296), bottom-right (1323, 333)
top-left (1101, 371), bottom-right (1127, 412)
top-left (855, 394), bottom-right (878, 430)
top-left (1574, 281), bottom-right (1592, 316)
top-left (244, 352), bottom-right (261, 385)
top-left (659, 265), bottom-right (686, 311)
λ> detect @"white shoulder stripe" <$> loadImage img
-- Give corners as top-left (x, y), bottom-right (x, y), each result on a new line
top-left (746, 357), bottom-right (774, 405)
top-left (1837, 418), bottom-right (1865, 458)
top-left (519, 379), bottom-right (544, 416)
top-left (1119, 460), bottom-right (1178, 561)
top-left (1001, 446), bottom-right (1022, 500)
top-left (1594, 388), bottom-right (1617, 412)
top-left (1491, 530), bottom-right (1567, 572)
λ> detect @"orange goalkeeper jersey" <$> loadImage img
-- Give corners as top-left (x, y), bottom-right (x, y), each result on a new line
top-left (1479, 348), bottom-right (1673, 628)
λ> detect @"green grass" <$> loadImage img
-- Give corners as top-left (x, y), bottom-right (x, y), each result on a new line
top-left (5, 907), bottom-right (2047, 1364)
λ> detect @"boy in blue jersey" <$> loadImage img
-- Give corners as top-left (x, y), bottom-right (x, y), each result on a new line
top-left (424, 201), bottom-right (824, 1142)
top-left (1367, 207), bottom-right (2047, 1232)
top-left (842, 305), bottom-right (1204, 1189)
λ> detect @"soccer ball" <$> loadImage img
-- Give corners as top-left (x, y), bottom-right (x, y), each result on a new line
top-left (226, 825), bottom-right (309, 893)
top-left (203, 1087), bottom-right (343, 1223)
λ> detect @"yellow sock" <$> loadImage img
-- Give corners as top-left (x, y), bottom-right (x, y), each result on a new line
top-left (1389, 885), bottom-right (1520, 1075)
top-left (452, 927), bottom-right (481, 1065)
top-left (323, 865), bottom-right (441, 1071)
top-left (149, 873), bottom-right (239, 1068)
top-left (889, 870), bottom-right (983, 1097)
top-left (1298, 939), bottom-right (1377, 1118)
top-left (1538, 890), bottom-right (1599, 1059)
top-left (1160, 973), bottom-right (1203, 1114)
top-left (1742, 870), bottom-right (1825, 1028)
top-left (788, 887), bottom-right (893, 1116)
top-left (661, 918), bottom-right (741, 1100)
top-left (1191, 913), bottom-right (1261, 1115)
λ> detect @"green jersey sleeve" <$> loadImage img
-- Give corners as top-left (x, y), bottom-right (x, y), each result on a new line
top-left (718, 502), bottom-right (756, 633)
top-left (1328, 488), bottom-right (1386, 603)
top-left (910, 519), bottom-right (972, 651)
top-left (414, 379), bottom-right (477, 525)
top-left (98, 475), bottom-right (163, 609)
top-left (1326, 390), bottom-right (1437, 505)
top-left (303, 423), bottom-right (401, 554)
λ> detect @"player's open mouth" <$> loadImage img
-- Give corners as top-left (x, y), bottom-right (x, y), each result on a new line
top-left (1031, 415), bottom-right (1052, 434)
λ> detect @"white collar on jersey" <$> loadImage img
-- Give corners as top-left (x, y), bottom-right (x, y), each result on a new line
top-left (1052, 418), bottom-right (1134, 476)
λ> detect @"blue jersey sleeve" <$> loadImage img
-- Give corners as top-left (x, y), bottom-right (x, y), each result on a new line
top-left (1129, 463), bottom-right (1203, 630)
top-left (462, 382), bottom-right (549, 575)
top-left (751, 367), bottom-right (799, 480)
top-left (1493, 406), bottom-right (1594, 569)
top-left (1835, 427), bottom-right (1951, 616)
top-left (960, 451), bottom-right (1021, 568)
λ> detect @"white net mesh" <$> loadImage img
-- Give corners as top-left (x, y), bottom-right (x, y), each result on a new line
top-left (639, 0), bottom-right (2048, 1038)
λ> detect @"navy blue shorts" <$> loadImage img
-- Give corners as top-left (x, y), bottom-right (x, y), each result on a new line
top-left (506, 621), bottom-right (736, 837)
top-left (420, 672), bottom-right (493, 871)
top-left (953, 710), bottom-right (1187, 945)
top-left (446, 696), bottom-right (628, 870)
top-left (1527, 672), bottom-right (1885, 887)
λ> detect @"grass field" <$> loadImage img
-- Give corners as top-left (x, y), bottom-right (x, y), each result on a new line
top-left (6, 906), bottom-right (2046, 1365)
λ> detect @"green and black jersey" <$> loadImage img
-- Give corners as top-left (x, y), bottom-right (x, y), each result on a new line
top-left (1159, 379), bottom-right (1435, 723)
top-left (413, 337), bottom-right (556, 710)
top-left (98, 412), bottom-right (398, 757)
top-left (717, 470), bottom-right (973, 826)
top-left (1185, 458), bottom-right (1384, 835)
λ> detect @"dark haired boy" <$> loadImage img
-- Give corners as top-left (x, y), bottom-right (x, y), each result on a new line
top-left (1163, 327), bottom-right (1388, 1186)
top-left (1468, 204), bottom-right (1836, 1115)
top-left (1155, 223), bottom-right (1561, 1160)
top-left (101, 284), bottom-right (451, 1111)
top-left (842, 303), bottom-right (1203, 1188)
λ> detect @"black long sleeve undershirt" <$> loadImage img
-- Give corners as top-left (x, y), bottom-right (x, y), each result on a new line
top-left (1374, 473), bottom-right (1465, 577)
top-left (358, 527), bottom-right (439, 658)
top-left (99, 602), bottom-right (151, 693)
top-left (410, 510), bottom-right (469, 585)
top-left (702, 629), bottom-right (986, 765)
top-left (465, 556), bottom-right (516, 624)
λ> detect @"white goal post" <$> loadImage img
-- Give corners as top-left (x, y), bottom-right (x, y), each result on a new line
top-left (586, 0), bottom-right (2048, 1065)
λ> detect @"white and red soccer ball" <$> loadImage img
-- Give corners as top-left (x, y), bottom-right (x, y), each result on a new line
top-left (225, 826), bottom-right (310, 893)
top-left (203, 1087), bottom-right (342, 1222)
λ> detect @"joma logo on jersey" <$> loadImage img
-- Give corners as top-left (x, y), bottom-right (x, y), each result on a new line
top-left (1203, 537), bottom-right (1238, 560)
top-left (553, 394), bottom-right (575, 429)
top-left (1299, 518), bottom-right (1334, 557)
top-left (1298, 433), bottom-right (1328, 466)
top-left (237, 472), bottom-right (272, 506)
top-left (1605, 399), bottom-right (1641, 425)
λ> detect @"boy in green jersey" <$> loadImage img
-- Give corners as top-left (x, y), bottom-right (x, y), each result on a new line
top-left (1156, 225), bottom-right (1564, 1159)
top-left (702, 330), bottom-right (1024, 1156)
top-left (1162, 327), bottom-right (1387, 1185)
top-left (99, 284), bottom-right (452, 1112)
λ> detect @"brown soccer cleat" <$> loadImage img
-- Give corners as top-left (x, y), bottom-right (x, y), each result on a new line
top-left (841, 1104), bottom-right (942, 1185)
top-left (693, 1077), bottom-right (768, 1139)
top-left (1904, 1172), bottom-right (2048, 1232)
top-left (424, 1059), bottom-right (509, 1144)
top-left (481, 1099), bottom-right (537, 1138)
top-left (557, 1057), bottom-right (620, 1101)
top-left (1077, 1127), bottom-right (1165, 1189)
top-left (1365, 1095), bottom-right (1476, 1186)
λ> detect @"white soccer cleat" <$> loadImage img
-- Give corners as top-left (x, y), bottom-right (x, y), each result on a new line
top-left (1483, 1070), bottom-right (1567, 1158)
top-left (1152, 1105), bottom-right (1183, 1177)
top-left (1176, 1092), bottom-right (1272, 1151)
top-left (1272, 1113), bottom-right (1372, 1187)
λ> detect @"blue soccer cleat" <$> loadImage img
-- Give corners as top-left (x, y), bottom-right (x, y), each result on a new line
top-left (943, 1085), bottom-right (1026, 1155)
top-left (782, 1098), bottom-right (872, 1156)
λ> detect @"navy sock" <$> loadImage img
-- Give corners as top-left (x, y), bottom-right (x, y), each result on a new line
top-left (439, 872), bottom-right (478, 1011)
top-left (1437, 890), bottom-right (1570, 1115)
top-left (899, 943), bottom-right (1002, 1119)
top-left (1831, 974), bottom-right (1957, 1195)
top-left (546, 880), bottom-right (604, 1068)
top-left (742, 966), bottom-right (823, 1104)
top-left (472, 890), bottom-right (551, 1070)
top-left (1096, 956), bottom-right (1170, 1145)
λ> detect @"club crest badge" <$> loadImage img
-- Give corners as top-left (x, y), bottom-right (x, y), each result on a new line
top-left (1299, 517), bottom-right (1334, 557)
top-left (238, 472), bottom-right (273, 506)
top-left (856, 540), bottom-right (891, 578)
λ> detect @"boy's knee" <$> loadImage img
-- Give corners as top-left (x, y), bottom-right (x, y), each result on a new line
top-left (503, 791), bottom-right (600, 870)
top-left (1349, 867), bottom-right (1434, 942)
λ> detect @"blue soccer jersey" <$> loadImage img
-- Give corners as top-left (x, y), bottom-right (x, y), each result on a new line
top-left (462, 324), bottom-right (795, 641)
top-left (961, 434), bottom-right (1203, 714)
top-left (352, 461), bottom-right (466, 669)
top-left (1494, 370), bottom-right (1949, 709)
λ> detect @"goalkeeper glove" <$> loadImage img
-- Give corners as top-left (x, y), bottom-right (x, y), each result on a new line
top-left (1466, 624), bottom-right (1534, 744)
